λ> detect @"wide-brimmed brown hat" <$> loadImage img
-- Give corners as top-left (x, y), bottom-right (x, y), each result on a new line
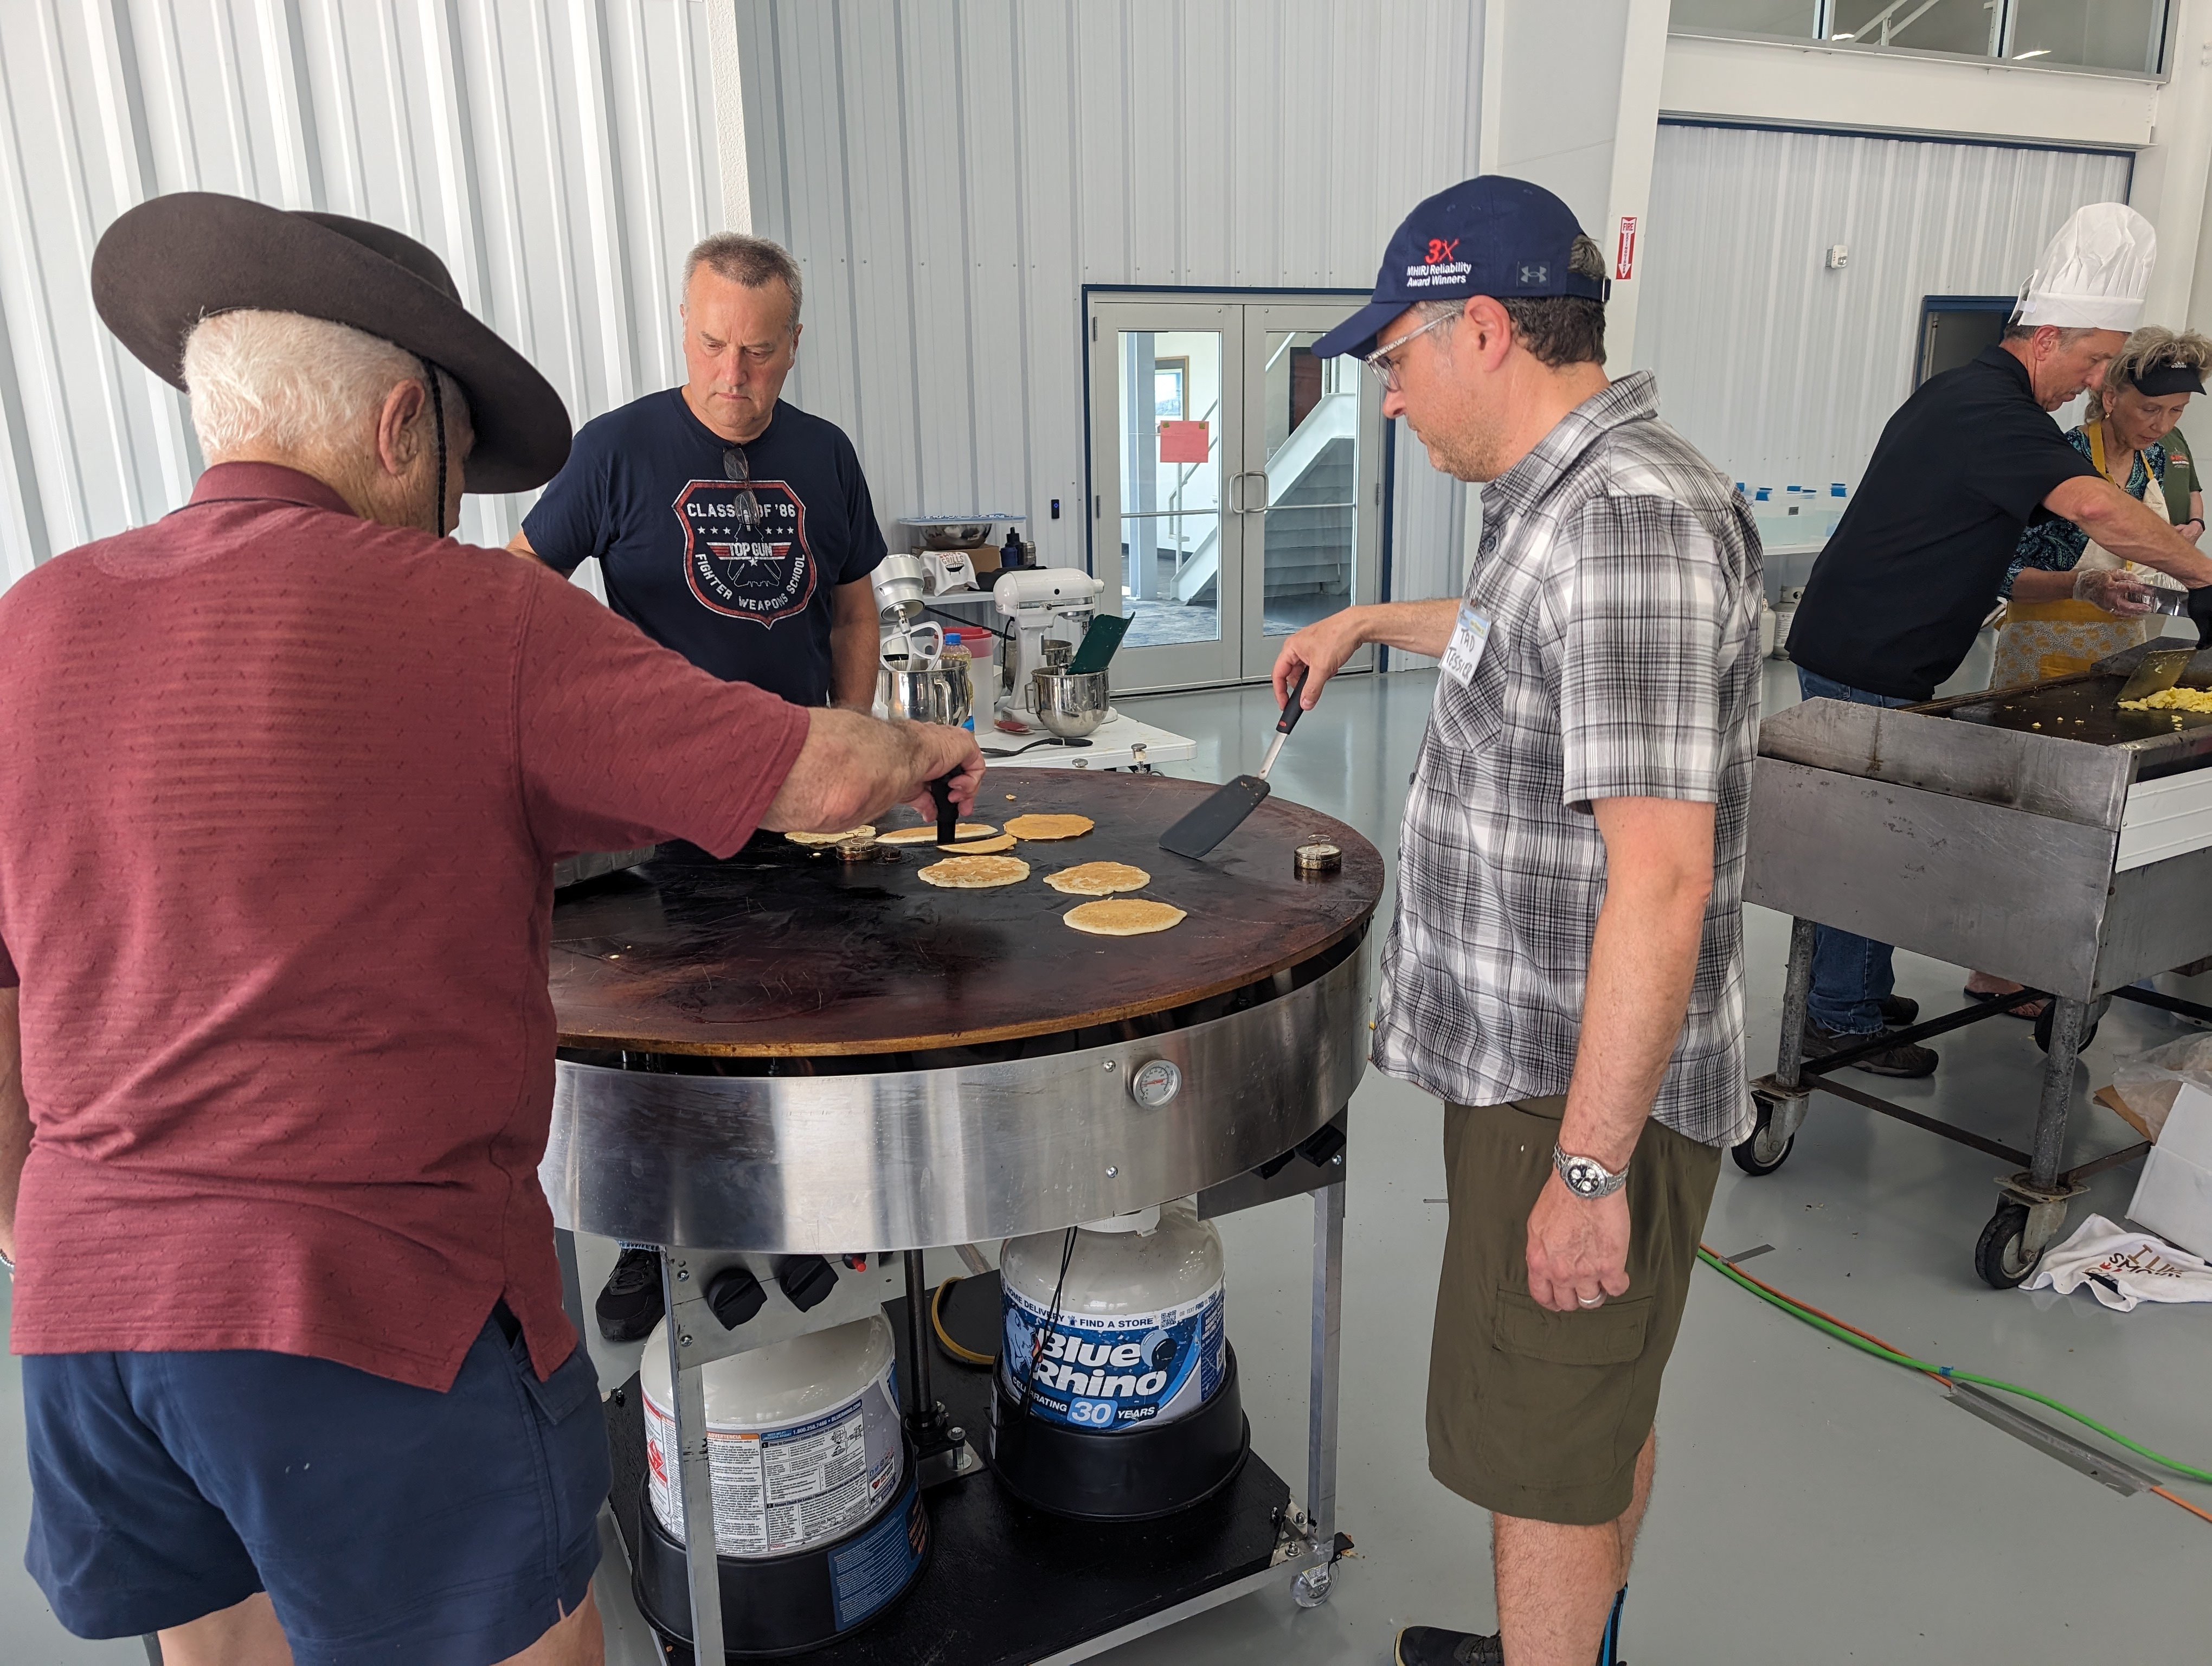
top-left (92, 191), bottom-right (569, 494)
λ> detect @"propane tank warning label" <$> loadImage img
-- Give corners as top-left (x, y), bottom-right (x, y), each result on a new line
top-left (644, 1387), bottom-right (890, 1557)
top-left (1001, 1280), bottom-right (1225, 1430)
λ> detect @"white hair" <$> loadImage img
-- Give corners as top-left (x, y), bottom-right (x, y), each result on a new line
top-left (182, 309), bottom-right (462, 462)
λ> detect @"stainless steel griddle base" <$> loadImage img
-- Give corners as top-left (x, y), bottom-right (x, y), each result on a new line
top-left (601, 1264), bottom-right (1335, 1666)
top-left (1736, 918), bottom-right (2209, 1289)
top-left (567, 1153), bottom-right (1351, 1665)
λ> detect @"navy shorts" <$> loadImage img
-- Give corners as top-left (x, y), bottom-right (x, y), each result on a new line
top-left (22, 1304), bottom-right (608, 1664)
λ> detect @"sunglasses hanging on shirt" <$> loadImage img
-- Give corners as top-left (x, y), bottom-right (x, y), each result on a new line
top-left (723, 446), bottom-right (761, 531)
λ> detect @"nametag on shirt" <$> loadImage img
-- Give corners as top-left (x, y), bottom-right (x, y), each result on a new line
top-left (1438, 603), bottom-right (1491, 687)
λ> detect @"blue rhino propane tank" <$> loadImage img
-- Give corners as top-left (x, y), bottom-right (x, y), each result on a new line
top-left (999, 1202), bottom-right (1225, 1428)
top-left (992, 1201), bottom-right (1249, 1518)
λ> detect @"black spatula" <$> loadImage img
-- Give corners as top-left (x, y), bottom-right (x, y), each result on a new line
top-left (1159, 672), bottom-right (1308, 860)
top-left (928, 774), bottom-right (1002, 846)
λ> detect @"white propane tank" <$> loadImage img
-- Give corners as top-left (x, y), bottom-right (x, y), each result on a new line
top-left (999, 1201), bottom-right (1226, 1433)
top-left (639, 1312), bottom-right (904, 1559)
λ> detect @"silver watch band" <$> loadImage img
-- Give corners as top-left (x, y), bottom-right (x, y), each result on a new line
top-left (1552, 1143), bottom-right (1629, 1199)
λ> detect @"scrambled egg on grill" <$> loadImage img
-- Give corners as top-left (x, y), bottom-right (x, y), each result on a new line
top-left (2119, 686), bottom-right (2212, 713)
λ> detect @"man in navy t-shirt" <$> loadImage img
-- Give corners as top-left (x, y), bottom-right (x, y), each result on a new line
top-left (511, 233), bottom-right (885, 710)
top-left (511, 233), bottom-right (889, 1341)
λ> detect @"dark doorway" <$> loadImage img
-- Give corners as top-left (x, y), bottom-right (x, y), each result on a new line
top-left (1917, 296), bottom-right (2015, 386)
top-left (1288, 345), bottom-right (1322, 433)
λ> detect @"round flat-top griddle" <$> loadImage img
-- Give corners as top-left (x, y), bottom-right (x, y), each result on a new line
top-left (550, 769), bottom-right (1382, 1056)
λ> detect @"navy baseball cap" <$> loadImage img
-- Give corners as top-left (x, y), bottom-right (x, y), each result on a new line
top-left (1314, 175), bottom-right (1605, 360)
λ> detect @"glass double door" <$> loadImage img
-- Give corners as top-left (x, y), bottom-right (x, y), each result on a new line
top-left (1088, 298), bottom-right (1384, 694)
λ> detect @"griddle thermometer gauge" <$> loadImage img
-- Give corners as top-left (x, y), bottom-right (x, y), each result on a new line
top-left (1131, 1059), bottom-right (1182, 1107)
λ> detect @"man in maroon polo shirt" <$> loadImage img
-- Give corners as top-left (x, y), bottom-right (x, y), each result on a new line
top-left (0, 194), bottom-right (980, 1666)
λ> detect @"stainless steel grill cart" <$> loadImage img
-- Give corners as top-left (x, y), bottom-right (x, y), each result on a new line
top-left (540, 770), bottom-right (1380, 1663)
top-left (1740, 645), bottom-right (2212, 1287)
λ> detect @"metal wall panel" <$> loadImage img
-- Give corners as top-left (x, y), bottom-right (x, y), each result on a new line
top-left (731, 0), bottom-right (1484, 609)
top-left (1633, 121), bottom-right (2132, 498)
top-left (0, 0), bottom-right (727, 589)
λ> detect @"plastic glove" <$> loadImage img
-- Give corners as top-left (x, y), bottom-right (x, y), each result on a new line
top-left (2073, 568), bottom-right (2156, 614)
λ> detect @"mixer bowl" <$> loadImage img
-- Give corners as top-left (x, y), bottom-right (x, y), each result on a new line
top-left (880, 657), bottom-right (973, 728)
top-left (915, 521), bottom-right (993, 550)
top-left (1030, 670), bottom-right (1108, 738)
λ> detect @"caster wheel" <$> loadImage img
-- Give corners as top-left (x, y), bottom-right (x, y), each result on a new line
top-left (2033, 1003), bottom-right (2100, 1055)
top-left (1730, 1095), bottom-right (1795, 1176)
top-left (1973, 1201), bottom-right (2043, 1289)
top-left (1292, 1564), bottom-right (1334, 1608)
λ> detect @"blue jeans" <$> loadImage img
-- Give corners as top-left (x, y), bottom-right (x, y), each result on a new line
top-left (1796, 668), bottom-right (1914, 1036)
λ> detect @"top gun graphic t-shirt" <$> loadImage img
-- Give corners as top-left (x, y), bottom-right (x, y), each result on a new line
top-left (523, 390), bottom-right (888, 705)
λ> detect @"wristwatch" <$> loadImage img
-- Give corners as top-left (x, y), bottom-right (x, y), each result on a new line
top-left (1553, 1144), bottom-right (1628, 1199)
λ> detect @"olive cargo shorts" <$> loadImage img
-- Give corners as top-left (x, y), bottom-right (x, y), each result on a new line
top-left (1427, 1095), bottom-right (1723, 1527)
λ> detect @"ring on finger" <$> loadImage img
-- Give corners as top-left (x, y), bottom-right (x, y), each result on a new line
top-left (1577, 1295), bottom-right (1603, 1308)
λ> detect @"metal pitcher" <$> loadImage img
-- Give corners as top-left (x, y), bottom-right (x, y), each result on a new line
top-left (880, 655), bottom-right (973, 728)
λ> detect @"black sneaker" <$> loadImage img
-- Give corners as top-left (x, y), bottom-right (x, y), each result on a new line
top-left (1804, 1017), bottom-right (1938, 1078)
top-left (595, 1246), bottom-right (665, 1343)
top-left (1395, 1627), bottom-right (1503, 1666)
top-left (1878, 994), bottom-right (1919, 1028)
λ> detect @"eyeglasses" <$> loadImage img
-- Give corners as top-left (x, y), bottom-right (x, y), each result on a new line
top-left (722, 446), bottom-right (761, 529)
top-left (1363, 311), bottom-right (1457, 393)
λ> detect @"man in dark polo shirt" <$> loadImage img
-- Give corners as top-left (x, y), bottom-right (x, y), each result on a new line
top-left (510, 233), bottom-right (884, 710)
top-left (1787, 203), bottom-right (2212, 1074)
top-left (510, 233), bottom-right (889, 1340)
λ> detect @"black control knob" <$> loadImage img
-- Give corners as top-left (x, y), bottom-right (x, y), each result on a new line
top-left (776, 1254), bottom-right (838, 1312)
top-left (1297, 1123), bottom-right (1347, 1167)
top-left (706, 1266), bottom-right (766, 1330)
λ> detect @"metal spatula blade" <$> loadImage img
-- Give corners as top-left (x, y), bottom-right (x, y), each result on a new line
top-left (1159, 672), bottom-right (1308, 860)
top-left (2115, 646), bottom-right (2195, 706)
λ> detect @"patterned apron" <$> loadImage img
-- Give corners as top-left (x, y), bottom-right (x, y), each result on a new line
top-left (1989, 422), bottom-right (2178, 688)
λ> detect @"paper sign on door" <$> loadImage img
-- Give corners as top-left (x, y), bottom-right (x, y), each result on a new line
top-left (1159, 420), bottom-right (1210, 465)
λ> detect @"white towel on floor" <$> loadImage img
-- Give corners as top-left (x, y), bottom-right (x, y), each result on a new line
top-left (2025, 1214), bottom-right (2212, 1311)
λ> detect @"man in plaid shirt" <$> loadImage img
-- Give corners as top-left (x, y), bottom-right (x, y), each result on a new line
top-left (1278, 177), bottom-right (1761, 1666)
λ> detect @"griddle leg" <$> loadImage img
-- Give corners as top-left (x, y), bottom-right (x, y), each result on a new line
top-left (2029, 998), bottom-right (2084, 1192)
top-left (1993, 997), bottom-right (2091, 1266)
top-left (661, 1251), bottom-right (728, 1664)
top-left (901, 1250), bottom-right (977, 1486)
top-left (553, 1228), bottom-right (587, 1342)
top-left (1294, 1178), bottom-right (1346, 1608)
top-left (901, 1249), bottom-right (936, 1434)
top-left (1777, 917), bottom-right (1816, 1089)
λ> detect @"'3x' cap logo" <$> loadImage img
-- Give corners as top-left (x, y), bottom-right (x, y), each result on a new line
top-left (1425, 237), bottom-right (1461, 264)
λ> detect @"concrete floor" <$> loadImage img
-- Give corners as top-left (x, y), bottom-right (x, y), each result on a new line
top-left (4, 658), bottom-right (2210, 1665)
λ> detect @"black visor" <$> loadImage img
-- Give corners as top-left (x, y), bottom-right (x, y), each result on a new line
top-left (2132, 362), bottom-right (2207, 398)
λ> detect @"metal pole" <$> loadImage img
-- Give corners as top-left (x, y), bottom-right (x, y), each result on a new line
top-left (2030, 998), bottom-right (2085, 1189)
top-left (1777, 917), bottom-right (1817, 1089)
top-left (553, 1227), bottom-right (587, 1340)
top-left (663, 1252), bottom-right (725, 1663)
top-left (901, 1249), bottom-right (935, 1433)
top-left (1304, 1179), bottom-right (1346, 1571)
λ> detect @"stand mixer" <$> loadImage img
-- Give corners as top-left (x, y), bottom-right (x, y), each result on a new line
top-left (872, 554), bottom-right (970, 727)
top-left (993, 567), bottom-right (1108, 735)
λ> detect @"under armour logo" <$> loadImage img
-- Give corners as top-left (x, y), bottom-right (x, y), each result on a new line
top-left (1426, 238), bottom-right (1460, 264)
top-left (1517, 262), bottom-right (1549, 285)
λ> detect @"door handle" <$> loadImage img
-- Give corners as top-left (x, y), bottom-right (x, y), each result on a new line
top-left (1230, 470), bottom-right (1269, 513)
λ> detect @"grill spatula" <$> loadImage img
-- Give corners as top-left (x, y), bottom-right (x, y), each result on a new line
top-left (1159, 671), bottom-right (1308, 860)
top-left (928, 774), bottom-right (1004, 847)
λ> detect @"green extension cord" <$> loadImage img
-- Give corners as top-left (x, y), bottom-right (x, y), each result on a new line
top-left (1696, 1247), bottom-right (2212, 1488)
